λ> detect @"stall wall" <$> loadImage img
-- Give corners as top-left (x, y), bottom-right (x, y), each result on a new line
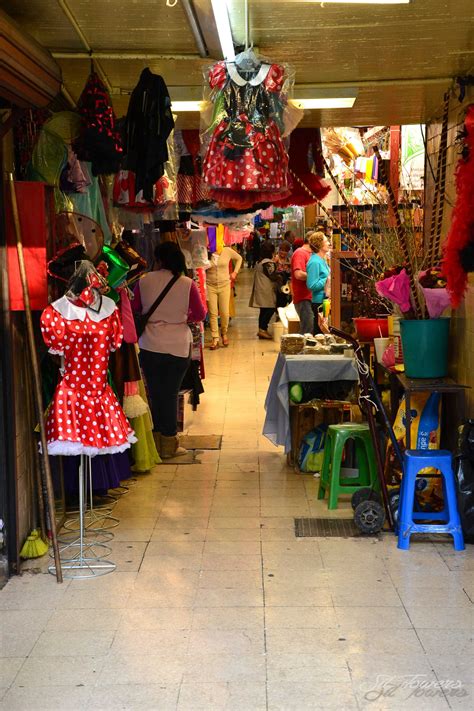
top-left (1, 129), bottom-right (37, 571)
top-left (425, 88), bottom-right (474, 421)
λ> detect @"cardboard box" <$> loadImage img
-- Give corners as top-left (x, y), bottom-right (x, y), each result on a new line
top-left (288, 400), bottom-right (353, 471)
top-left (287, 316), bottom-right (301, 334)
top-left (177, 389), bottom-right (194, 433)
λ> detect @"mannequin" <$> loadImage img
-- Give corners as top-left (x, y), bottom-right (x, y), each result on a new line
top-left (40, 261), bottom-right (136, 456)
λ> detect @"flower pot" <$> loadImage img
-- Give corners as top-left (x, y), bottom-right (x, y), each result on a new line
top-left (353, 317), bottom-right (389, 342)
top-left (400, 318), bottom-right (450, 378)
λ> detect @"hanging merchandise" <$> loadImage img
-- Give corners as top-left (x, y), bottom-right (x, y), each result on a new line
top-left (5, 181), bottom-right (52, 311)
top-left (200, 49), bottom-right (300, 210)
top-left (67, 163), bottom-right (113, 243)
top-left (129, 378), bottom-right (161, 473)
top-left (99, 246), bottom-right (130, 288)
top-left (13, 107), bottom-right (51, 178)
top-left (74, 72), bottom-right (123, 176)
top-left (176, 227), bottom-right (210, 270)
top-left (274, 128), bottom-right (330, 207)
top-left (122, 68), bottom-right (175, 203)
top-left (191, 203), bottom-right (270, 224)
top-left (40, 261), bottom-right (137, 457)
top-left (55, 212), bottom-right (105, 262)
top-left (175, 129), bottom-right (211, 211)
top-left (443, 104), bottom-right (474, 307)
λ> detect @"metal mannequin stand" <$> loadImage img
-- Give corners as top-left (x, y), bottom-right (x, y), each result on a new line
top-left (49, 455), bottom-right (116, 579)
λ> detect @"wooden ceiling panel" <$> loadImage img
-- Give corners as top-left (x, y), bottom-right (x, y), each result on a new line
top-left (2, 0), bottom-right (473, 127)
top-left (2, 0), bottom-right (82, 50)
top-left (66, 0), bottom-right (198, 53)
top-left (231, 0), bottom-right (474, 83)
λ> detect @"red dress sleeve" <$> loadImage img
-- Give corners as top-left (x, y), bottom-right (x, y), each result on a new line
top-left (208, 61), bottom-right (227, 90)
top-left (109, 308), bottom-right (124, 352)
top-left (40, 305), bottom-right (66, 355)
top-left (265, 64), bottom-right (285, 93)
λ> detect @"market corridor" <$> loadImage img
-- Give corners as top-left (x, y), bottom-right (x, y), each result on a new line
top-left (0, 269), bottom-right (472, 711)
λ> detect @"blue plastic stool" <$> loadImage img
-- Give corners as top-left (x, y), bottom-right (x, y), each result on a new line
top-left (398, 450), bottom-right (464, 551)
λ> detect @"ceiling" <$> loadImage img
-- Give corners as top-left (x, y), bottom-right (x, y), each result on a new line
top-left (2, 0), bottom-right (473, 127)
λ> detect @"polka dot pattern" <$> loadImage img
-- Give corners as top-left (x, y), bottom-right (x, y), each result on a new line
top-left (40, 305), bottom-right (134, 456)
top-left (203, 62), bottom-right (289, 203)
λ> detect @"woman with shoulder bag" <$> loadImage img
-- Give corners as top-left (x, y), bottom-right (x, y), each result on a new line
top-left (133, 241), bottom-right (206, 459)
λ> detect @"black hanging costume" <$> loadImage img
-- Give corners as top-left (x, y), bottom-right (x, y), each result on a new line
top-left (123, 69), bottom-right (175, 202)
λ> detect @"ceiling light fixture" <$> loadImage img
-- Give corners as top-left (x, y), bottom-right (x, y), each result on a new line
top-left (291, 97), bottom-right (356, 109)
top-left (171, 85), bottom-right (359, 111)
top-left (292, 86), bottom-right (358, 109)
top-left (171, 100), bottom-right (203, 112)
top-left (210, 0), bottom-right (235, 60)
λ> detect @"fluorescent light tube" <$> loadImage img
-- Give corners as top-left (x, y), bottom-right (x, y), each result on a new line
top-left (171, 101), bottom-right (203, 112)
top-left (211, 0), bottom-right (235, 60)
top-left (291, 97), bottom-right (356, 109)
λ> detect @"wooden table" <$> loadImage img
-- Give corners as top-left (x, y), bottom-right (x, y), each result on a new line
top-left (375, 363), bottom-right (469, 448)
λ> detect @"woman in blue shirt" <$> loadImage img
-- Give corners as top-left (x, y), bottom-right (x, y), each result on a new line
top-left (306, 231), bottom-right (331, 334)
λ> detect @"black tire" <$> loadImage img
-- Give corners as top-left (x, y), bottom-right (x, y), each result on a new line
top-left (351, 487), bottom-right (382, 510)
top-left (354, 500), bottom-right (386, 534)
top-left (388, 488), bottom-right (401, 525)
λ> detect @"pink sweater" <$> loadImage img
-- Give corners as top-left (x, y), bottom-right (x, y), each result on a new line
top-left (133, 270), bottom-right (206, 357)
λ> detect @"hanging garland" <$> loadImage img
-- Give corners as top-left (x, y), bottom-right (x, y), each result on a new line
top-left (443, 103), bottom-right (474, 307)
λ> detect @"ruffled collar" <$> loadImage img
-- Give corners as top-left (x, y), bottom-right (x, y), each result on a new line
top-left (226, 62), bottom-right (271, 87)
top-left (51, 295), bottom-right (116, 322)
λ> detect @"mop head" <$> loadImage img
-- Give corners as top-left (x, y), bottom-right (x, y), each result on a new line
top-left (19, 529), bottom-right (49, 559)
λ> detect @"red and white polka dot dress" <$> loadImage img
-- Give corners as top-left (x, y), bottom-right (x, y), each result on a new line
top-left (40, 296), bottom-right (136, 457)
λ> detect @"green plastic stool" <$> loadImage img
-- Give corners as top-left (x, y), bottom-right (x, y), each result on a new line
top-left (318, 423), bottom-right (379, 510)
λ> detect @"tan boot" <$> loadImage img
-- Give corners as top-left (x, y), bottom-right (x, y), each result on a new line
top-left (153, 432), bottom-right (161, 453)
top-left (160, 434), bottom-right (188, 459)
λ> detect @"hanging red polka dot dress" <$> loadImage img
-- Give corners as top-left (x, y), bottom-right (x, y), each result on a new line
top-left (202, 61), bottom-right (291, 210)
top-left (40, 295), bottom-right (136, 457)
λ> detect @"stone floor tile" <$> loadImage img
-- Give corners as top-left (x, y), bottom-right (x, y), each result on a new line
top-left (0, 685), bottom-right (92, 710)
top-left (14, 655), bottom-right (106, 687)
top-left (98, 653), bottom-right (185, 685)
top-left (267, 680), bottom-right (358, 710)
top-left (191, 606), bottom-right (264, 630)
top-left (0, 658), bottom-right (24, 688)
top-left (86, 683), bottom-right (180, 710)
top-left (177, 681), bottom-right (266, 710)
top-left (182, 652), bottom-right (266, 683)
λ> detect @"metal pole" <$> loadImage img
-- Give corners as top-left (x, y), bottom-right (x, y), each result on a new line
top-left (56, 0), bottom-right (113, 95)
top-left (181, 0), bottom-right (208, 58)
top-left (245, 0), bottom-right (249, 50)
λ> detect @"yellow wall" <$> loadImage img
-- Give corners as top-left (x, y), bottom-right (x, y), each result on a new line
top-left (425, 89), bottom-right (474, 422)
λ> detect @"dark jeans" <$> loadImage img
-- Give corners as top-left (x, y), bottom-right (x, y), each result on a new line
top-left (258, 307), bottom-right (275, 331)
top-left (139, 349), bottom-right (191, 437)
top-left (311, 302), bottom-right (323, 335)
top-left (294, 299), bottom-right (315, 335)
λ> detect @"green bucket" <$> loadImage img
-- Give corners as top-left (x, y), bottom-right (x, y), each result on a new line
top-left (400, 318), bottom-right (450, 378)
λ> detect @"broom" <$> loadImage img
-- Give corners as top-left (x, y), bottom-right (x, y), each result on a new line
top-left (19, 432), bottom-right (50, 559)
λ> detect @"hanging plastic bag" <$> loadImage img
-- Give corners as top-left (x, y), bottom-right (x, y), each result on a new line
top-left (454, 419), bottom-right (474, 543)
top-left (200, 48), bottom-right (300, 210)
top-left (299, 425), bottom-right (328, 473)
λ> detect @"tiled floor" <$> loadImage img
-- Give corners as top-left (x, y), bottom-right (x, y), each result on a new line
top-left (0, 270), bottom-right (472, 710)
